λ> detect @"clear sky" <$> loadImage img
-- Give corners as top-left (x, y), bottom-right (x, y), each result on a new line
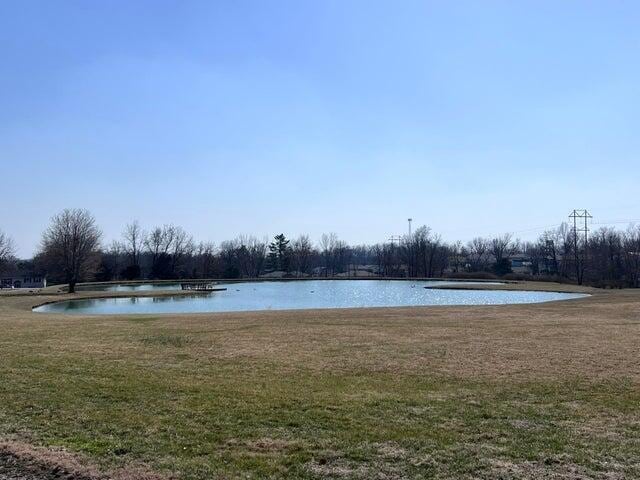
top-left (1, 1), bottom-right (639, 257)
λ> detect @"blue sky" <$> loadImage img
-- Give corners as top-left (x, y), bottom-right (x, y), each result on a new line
top-left (1, 1), bottom-right (639, 257)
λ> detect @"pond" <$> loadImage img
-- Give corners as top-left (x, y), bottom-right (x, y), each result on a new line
top-left (34, 280), bottom-right (587, 315)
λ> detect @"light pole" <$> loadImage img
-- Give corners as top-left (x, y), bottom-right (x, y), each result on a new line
top-left (408, 218), bottom-right (412, 237)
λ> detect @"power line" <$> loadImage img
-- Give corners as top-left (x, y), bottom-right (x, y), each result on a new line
top-left (508, 224), bottom-right (563, 235)
top-left (592, 219), bottom-right (640, 225)
top-left (456, 223), bottom-right (563, 240)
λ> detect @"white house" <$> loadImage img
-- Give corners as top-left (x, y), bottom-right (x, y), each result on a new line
top-left (0, 270), bottom-right (47, 289)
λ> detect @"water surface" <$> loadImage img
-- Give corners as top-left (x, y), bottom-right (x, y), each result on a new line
top-left (35, 280), bottom-right (587, 315)
top-left (77, 283), bottom-right (182, 292)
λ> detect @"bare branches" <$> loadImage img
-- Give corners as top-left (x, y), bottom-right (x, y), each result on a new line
top-left (218, 236), bottom-right (267, 278)
top-left (122, 220), bottom-right (145, 267)
top-left (490, 234), bottom-right (518, 263)
top-left (0, 230), bottom-right (17, 276)
top-left (38, 209), bottom-right (102, 292)
top-left (142, 224), bottom-right (194, 278)
top-left (291, 235), bottom-right (313, 276)
top-left (319, 233), bottom-right (338, 276)
top-left (467, 237), bottom-right (490, 271)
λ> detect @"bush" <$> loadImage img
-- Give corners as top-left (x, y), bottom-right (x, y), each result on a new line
top-left (121, 264), bottom-right (141, 280)
top-left (492, 258), bottom-right (512, 276)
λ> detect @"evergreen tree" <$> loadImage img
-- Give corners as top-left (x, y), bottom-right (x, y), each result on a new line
top-left (268, 234), bottom-right (291, 272)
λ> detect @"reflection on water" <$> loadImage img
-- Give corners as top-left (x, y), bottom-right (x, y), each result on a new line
top-left (77, 283), bottom-right (182, 292)
top-left (35, 280), bottom-right (588, 315)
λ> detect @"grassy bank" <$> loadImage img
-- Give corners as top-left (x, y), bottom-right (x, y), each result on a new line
top-left (1, 286), bottom-right (639, 478)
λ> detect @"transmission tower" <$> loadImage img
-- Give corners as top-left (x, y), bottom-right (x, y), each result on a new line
top-left (388, 235), bottom-right (402, 246)
top-left (568, 209), bottom-right (592, 285)
top-left (569, 209), bottom-right (592, 246)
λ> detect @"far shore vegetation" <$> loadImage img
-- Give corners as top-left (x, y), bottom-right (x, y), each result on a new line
top-left (1, 209), bottom-right (640, 293)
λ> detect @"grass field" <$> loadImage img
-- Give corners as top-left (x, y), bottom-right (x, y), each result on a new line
top-left (1, 283), bottom-right (639, 479)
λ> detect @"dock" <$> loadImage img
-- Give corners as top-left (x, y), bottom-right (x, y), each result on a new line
top-left (180, 283), bottom-right (227, 292)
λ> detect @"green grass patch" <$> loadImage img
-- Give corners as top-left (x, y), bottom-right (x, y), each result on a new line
top-left (2, 351), bottom-right (639, 478)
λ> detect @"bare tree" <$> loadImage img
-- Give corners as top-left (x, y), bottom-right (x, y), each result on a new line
top-left (196, 241), bottom-right (217, 278)
top-left (450, 240), bottom-right (465, 273)
top-left (0, 230), bottom-right (17, 282)
top-left (467, 237), bottom-right (489, 271)
top-left (122, 220), bottom-right (145, 267)
top-left (402, 226), bottom-right (447, 278)
top-left (223, 236), bottom-right (267, 278)
top-left (106, 240), bottom-right (124, 280)
top-left (38, 209), bottom-right (102, 293)
top-left (489, 234), bottom-right (519, 275)
top-left (426, 233), bottom-right (443, 277)
top-left (372, 242), bottom-right (403, 277)
top-left (490, 233), bottom-right (516, 264)
top-left (246, 236), bottom-right (268, 277)
top-left (558, 223), bottom-right (574, 279)
top-left (144, 226), bottom-right (166, 267)
top-left (291, 235), bottom-right (313, 276)
top-left (333, 239), bottom-right (351, 274)
top-left (319, 233), bottom-right (338, 276)
top-left (169, 226), bottom-right (195, 276)
top-left (144, 225), bottom-right (177, 277)
top-left (403, 226), bottom-right (428, 277)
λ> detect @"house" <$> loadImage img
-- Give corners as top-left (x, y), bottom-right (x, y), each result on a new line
top-left (0, 270), bottom-right (47, 289)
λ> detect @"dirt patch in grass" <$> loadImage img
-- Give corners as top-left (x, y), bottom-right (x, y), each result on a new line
top-left (223, 437), bottom-right (300, 454)
top-left (484, 456), bottom-right (626, 479)
top-left (0, 441), bottom-right (98, 480)
top-left (0, 442), bottom-right (165, 480)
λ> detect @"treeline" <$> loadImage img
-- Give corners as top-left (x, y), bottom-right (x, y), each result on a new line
top-left (1, 209), bottom-right (639, 291)
top-left (99, 228), bottom-right (366, 281)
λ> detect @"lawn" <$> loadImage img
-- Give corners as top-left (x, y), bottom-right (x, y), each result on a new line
top-left (1, 285), bottom-right (639, 479)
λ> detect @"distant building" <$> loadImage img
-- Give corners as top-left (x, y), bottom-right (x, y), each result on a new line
top-left (508, 254), bottom-right (534, 274)
top-left (457, 252), bottom-right (537, 275)
top-left (0, 270), bottom-right (47, 289)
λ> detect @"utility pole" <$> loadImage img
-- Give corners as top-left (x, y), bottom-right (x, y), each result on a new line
top-left (569, 209), bottom-right (592, 285)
